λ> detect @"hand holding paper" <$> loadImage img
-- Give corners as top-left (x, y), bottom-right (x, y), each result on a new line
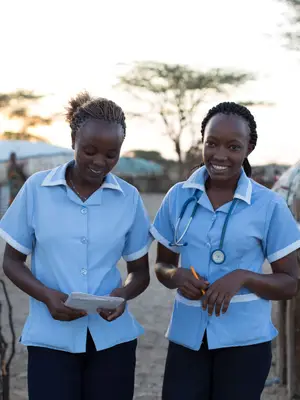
top-left (97, 287), bottom-right (127, 322)
top-left (65, 292), bottom-right (125, 315)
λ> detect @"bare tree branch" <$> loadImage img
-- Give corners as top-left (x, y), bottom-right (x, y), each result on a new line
top-left (277, 0), bottom-right (300, 50)
top-left (116, 61), bottom-right (258, 177)
top-left (0, 90), bottom-right (55, 142)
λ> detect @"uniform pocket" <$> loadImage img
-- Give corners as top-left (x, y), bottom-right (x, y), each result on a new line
top-left (166, 294), bottom-right (207, 351)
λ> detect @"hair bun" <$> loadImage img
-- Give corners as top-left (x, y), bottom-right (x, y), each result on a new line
top-left (65, 91), bottom-right (92, 124)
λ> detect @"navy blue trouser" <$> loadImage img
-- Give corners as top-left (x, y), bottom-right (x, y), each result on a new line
top-left (162, 333), bottom-right (272, 400)
top-left (27, 331), bottom-right (137, 400)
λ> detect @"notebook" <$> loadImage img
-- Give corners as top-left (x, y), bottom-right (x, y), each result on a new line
top-left (65, 292), bottom-right (124, 314)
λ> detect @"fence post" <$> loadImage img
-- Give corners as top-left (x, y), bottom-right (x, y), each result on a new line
top-left (294, 284), bottom-right (300, 397)
top-left (286, 298), bottom-right (296, 399)
top-left (276, 300), bottom-right (287, 385)
top-left (0, 280), bottom-right (16, 400)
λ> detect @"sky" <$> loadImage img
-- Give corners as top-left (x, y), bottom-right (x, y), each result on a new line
top-left (1, 0), bottom-right (300, 166)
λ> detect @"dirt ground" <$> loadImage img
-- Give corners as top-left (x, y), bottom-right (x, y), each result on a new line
top-left (0, 193), bottom-right (287, 399)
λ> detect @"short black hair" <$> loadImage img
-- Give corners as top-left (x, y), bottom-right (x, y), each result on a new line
top-left (65, 91), bottom-right (126, 140)
top-left (201, 102), bottom-right (257, 177)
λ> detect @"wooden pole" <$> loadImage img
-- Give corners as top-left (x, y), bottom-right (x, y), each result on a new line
top-left (294, 281), bottom-right (300, 397)
top-left (276, 300), bottom-right (287, 385)
top-left (286, 298), bottom-right (296, 399)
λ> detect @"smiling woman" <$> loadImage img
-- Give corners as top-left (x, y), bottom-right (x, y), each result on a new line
top-left (0, 91), bottom-right (152, 400)
top-left (151, 102), bottom-right (300, 400)
top-left (64, 92), bottom-right (126, 201)
top-left (201, 102), bottom-right (258, 179)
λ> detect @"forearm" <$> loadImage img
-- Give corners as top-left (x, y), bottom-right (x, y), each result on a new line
top-left (121, 269), bottom-right (150, 300)
top-left (3, 259), bottom-right (50, 303)
top-left (155, 262), bottom-right (178, 289)
top-left (244, 270), bottom-right (298, 301)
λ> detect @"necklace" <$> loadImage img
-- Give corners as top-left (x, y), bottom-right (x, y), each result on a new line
top-left (69, 177), bottom-right (88, 202)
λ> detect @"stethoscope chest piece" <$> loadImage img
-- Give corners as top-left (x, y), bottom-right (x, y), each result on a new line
top-left (211, 249), bottom-right (225, 264)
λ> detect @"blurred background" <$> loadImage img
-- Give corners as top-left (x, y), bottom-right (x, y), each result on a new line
top-left (1, 0), bottom-right (300, 206)
top-left (1, 0), bottom-right (300, 399)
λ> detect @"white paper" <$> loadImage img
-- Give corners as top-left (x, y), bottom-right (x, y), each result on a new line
top-left (65, 292), bottom-right (124, 314)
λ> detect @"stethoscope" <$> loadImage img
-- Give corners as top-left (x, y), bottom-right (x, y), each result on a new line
top-left (169, 190), bottom-right (237, 264)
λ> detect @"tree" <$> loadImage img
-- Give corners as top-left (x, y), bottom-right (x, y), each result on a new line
top-left (1, 131), bottom-right (50, 143)
top-left (116, 62), bottom-right (255, 178)
top-left (279, 0), bottom-right (300, 50)
top-left (0, 90), bottom-right (52, 143)
top-left (124, 150), bottom-right (168, 164)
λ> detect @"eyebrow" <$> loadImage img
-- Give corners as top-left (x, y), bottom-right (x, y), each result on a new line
top-left (82, 144), bottom-right (118, 151)
top-left (208, 130), bottom-right (247, 137)
top-left (206, 135), bottom-right (245, 145)
top-left (227, 139), bottom-right (244, 145)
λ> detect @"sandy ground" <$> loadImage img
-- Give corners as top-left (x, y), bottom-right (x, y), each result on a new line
top-left (0, 193), bottom-right (287, 399)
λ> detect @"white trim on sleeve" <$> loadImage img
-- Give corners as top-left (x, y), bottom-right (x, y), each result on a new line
top-left (0, 228), bottom-right (32, 255)
top-left (123, 237), bottom-right (153, 262)
top-left (150, 225), bottom-right (180, 254)
top-left (267, 239), bottom-right (300, 263)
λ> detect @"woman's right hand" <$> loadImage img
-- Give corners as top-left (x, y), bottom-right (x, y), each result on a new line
top-left (173, 268), bottom-right (209, 300)
top-left (44, 289), bottom-right (87, 321)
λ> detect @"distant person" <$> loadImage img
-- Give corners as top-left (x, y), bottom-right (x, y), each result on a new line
top-left (273, 162), bottom-right (300, 266)
top-left (7, 152), bottom-right (27, 205)
top-left (151, 102), bottom-right (300, 400)
top-left (290, 172), bottom-right (300, 227)
top-left (273, 163), bottom-right (300, 225)
top-left (0, 92), bottom-right (151, 400)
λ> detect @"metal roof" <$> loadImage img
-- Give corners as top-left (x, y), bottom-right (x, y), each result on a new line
top-left (113, 157), bottom-right (163, 176)
top-left (0, 140), bottom-right (163, 176)
top-left (0, 140), bottom-right (73, 162)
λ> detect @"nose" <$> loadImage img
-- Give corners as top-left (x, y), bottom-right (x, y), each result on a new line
top-left (213, 154), bottom-right (227, 162)
top-left (92, 155), bottom-right (106, 168)
top-left (212, 147), bottom-right (228, 161)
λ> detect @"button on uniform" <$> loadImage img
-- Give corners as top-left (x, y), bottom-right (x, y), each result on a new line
top-left (81, 268), bottom-right (87, 276)
top-left (81, 237), bottom-right (88, 244)
top-left (81, 208), bottom-right (87, 215)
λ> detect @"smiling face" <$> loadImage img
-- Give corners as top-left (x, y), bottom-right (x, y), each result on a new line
top-left (72, 119), bottom-right (124, 185)
top-left (203, 113), bottom-right (254, 182)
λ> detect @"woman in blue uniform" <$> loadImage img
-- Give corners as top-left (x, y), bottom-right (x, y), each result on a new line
top-left (0, 92), bottom-right (151, 400)
top-left (151, 102), bottom-right (300, 400)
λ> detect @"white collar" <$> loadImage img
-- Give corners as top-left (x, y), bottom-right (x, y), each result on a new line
top-left (182, 166), bottom-right (252, 205)
top-left (41, 161), bottom-right (124, 195)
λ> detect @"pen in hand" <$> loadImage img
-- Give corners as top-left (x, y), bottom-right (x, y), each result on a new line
top-left (190, 266), bottom-right (206, 296)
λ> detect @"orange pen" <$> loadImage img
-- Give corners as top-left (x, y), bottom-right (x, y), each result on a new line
top-left (190, 266), bottom-right (206, 296)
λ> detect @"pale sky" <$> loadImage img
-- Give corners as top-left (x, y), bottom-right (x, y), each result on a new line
top-left (1, 0), bottom-right (300, 166)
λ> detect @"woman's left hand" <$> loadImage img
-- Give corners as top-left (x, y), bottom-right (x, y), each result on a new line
top-left (97, 288), bottom-right (126, 322)
top-left (201, 270), bottom-right (248, 317)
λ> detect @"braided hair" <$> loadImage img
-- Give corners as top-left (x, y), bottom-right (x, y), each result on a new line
top-left (201, 102), bottom-right (257, 177)
top-left (65, 91), bottom-right (126, 140)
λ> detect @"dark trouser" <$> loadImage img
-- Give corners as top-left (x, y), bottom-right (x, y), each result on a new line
top-left (27, 331), bottom-right (137, 400)
top-left (162, 333), bottom-right (272, 400)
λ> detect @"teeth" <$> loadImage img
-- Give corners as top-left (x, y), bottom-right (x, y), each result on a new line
top-left (89, 168), bottom-right (102, 174)
top-left (212, 165), bottom-right (228, 171)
